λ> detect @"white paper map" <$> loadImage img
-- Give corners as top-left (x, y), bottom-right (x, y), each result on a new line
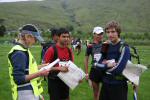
top-left (39, 59), bottom-right (60, 71)
top-left (122, 60), bottom-right (147, 86)
top-left (94, 53), bottom-right (102, 62)
top-left (57, 60), bottom-right (85, 90)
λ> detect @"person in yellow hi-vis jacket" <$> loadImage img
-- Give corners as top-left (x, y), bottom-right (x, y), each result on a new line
top-left (8, 24), bottom-right (50, 100)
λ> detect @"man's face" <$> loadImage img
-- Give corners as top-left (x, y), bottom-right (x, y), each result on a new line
top-left (93, 33), bottom-right (103, 43)
top-left (59, 33), bottom-right (70, 46)
top-left (106, 28), bottom-right (119, 43)
top-left (53, 35), bottom-right (58, 43)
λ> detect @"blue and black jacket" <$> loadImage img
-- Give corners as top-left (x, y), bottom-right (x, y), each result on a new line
top-left (96, 41), bottom-right (131, 84)
top-left (8, 43), bottom-right (32, 90)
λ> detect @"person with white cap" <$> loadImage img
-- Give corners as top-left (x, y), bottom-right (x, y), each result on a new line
top-left (8, 24), bottom-right (50, 100)
top-left (84, 26), bottom-right (104, 100)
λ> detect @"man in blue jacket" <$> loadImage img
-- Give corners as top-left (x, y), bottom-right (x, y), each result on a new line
top-left (95, 20), bottom-right (131, 100)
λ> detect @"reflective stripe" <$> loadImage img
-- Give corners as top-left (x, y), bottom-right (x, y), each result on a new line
top-left (18, 83), bottom-right (31, 88)
top-left (107, 47), bottom-right (125, 72)
top-left (25, 69), bottom-right (29, 71)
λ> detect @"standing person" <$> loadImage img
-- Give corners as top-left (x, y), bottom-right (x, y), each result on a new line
top-left (71, 38), bottom-right (76, 51)
top-left (8, 24), bottom-right (50, 100)
top-left (43, 28), bottom-right (74, 100)
top-left (75, 38), bottom-right (82, 55)
top-left (95, 20), bottom-right (131, 100)
top-left (84, 26), bottom-right (104, 100)
top-left (41, 28), bottom-right (59, 62)
top-left (50, 28), bottom-right (59, 43)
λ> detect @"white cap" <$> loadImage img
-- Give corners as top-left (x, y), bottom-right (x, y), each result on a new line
top-left (93, 26), bottom-right (104, 34)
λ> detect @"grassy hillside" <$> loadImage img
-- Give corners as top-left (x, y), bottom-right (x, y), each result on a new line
top-left (0, 0), bottom-right (71, 29)
top-left (0, 0), bottom-right (150, 33)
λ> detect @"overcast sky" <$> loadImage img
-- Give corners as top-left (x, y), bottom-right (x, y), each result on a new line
top-left (0, 0), bottom-right (43, 3)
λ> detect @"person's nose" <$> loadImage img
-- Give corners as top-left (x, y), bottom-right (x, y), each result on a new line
top-left (65, 37), bottom-right (70, 40)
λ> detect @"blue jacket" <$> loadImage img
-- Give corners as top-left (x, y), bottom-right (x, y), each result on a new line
top-left (10, 43), bottom-right (32, 90)
top-left (96, 41), bottom-right (131, 84)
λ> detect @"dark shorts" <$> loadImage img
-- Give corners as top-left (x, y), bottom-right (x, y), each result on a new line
top-left (48, 78), bottom-right (69, 100)
top-left (100, 83), bottom-right (128, 100)
top-left (89, 68), bottom-right (103, 83)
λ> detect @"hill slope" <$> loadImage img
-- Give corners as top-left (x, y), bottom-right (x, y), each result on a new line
top-left (0, 0), bottom-right (150, 33)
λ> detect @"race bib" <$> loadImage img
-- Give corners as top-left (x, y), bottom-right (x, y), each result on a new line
top-left (94, 53), bottom-right (102, 62)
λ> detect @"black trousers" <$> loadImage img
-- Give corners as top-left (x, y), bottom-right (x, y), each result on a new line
top-left (100, 83), bottom-right (128, 100)
top-left (48, 78), bottom-right (69, 100)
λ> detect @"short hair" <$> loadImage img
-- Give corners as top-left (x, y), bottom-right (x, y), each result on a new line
top-left (50, 28), bottom-right (59, 37)
top-left (105, 20), bottom-right (121, 37)
top-left (57, 28), bottom-right (69, 36)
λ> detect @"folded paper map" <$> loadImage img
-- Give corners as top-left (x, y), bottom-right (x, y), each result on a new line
top-left (122, 60), bottom-right (147, 86)
top-left (57, 60), bottom-right (85, 90)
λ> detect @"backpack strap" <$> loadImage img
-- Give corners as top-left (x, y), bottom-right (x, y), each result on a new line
top-left (129, 46), bottom-right (140, 64)
top-left (67, 47), bottom-right (72, 61)
top-left (101, 42), bottom-right (109, 59)
top-left (47, 45), bottom-right (58, 79)
top-left (119, 41), bottom-right (140, 64)
top-left (119, 41), bottom-right (128, 53)
top-left (52, 45), bottom-right (58, 61)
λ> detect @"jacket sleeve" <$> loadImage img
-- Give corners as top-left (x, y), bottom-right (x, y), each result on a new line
top-left (11, 51), bottom-right (27, 85)
top-left (107, 46), bottom-right (130, 75)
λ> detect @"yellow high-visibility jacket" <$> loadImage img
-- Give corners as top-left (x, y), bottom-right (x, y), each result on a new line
top-left (8, 45), bottom-right (43, 100)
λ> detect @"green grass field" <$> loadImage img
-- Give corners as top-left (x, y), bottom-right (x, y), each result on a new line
top-left (0, 44), bottom-right (149, 100)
